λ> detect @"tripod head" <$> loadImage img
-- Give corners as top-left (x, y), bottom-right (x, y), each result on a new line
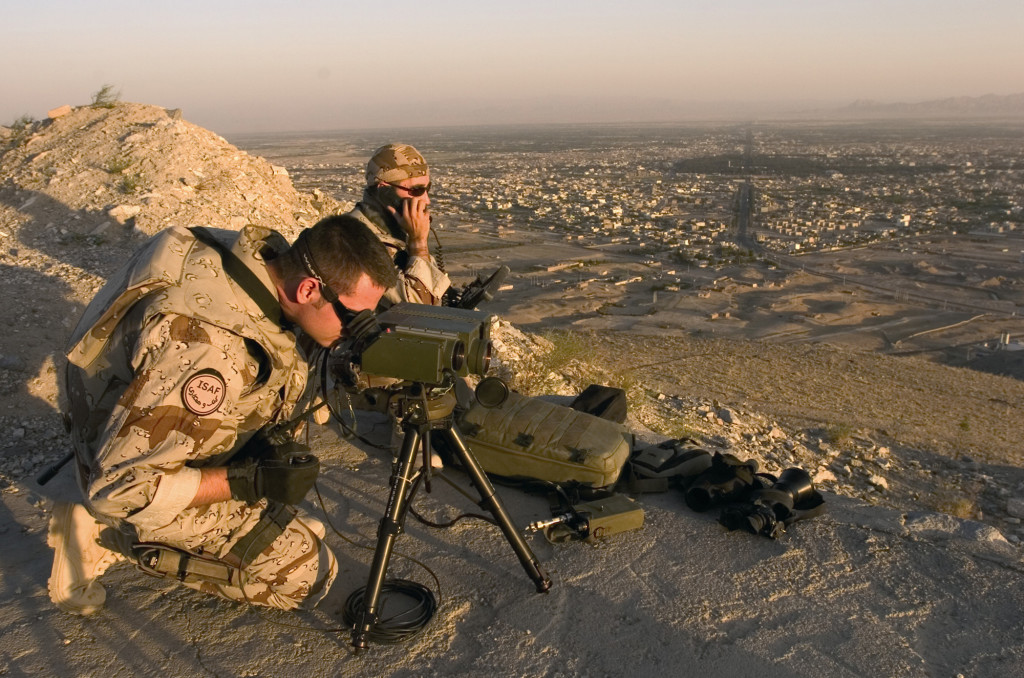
top-left (352, 375), bottom-right (509, 429)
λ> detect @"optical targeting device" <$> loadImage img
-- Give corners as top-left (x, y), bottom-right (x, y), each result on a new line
top-left (324, 302), bottom-right (550, 653)
top-left (333, 303), bottom-right (493, 387)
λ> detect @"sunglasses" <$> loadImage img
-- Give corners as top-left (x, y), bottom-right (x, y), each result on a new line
top-left (381, 179), bottom-right (432, 197)
top-left (295, 231), bottom-right (380, 343)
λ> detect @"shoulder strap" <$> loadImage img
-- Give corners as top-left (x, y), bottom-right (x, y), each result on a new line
top-left (188, 226), bottom-right (283, 326)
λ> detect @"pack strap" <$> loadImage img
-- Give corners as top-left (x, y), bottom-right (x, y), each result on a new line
top-left (228, 500), bottom-right (296, 566)
top-left (188, 226), bottom-right (283, 327)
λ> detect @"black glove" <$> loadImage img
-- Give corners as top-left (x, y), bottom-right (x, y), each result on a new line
top-left (227, 443), bottom-right (320, 505)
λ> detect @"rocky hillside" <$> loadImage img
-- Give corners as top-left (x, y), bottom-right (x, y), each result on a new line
top-left (2, 100), bottom-right (1023, 551)
top-left (1, 102), bottom-right (342, 241)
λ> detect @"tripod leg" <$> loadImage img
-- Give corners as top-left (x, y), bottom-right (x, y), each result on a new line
top-left (441, 428), bottom-right (552, 593)
top-left (351, 425), bottom-right (422, 652)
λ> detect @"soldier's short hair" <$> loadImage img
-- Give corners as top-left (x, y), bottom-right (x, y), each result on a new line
top-left (365, 143), bottom-right (428, 185)
top-left (282, 216), bottom-right (398, 295)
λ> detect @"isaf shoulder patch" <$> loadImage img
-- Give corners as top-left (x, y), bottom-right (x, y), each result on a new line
top-left (182, 369), bottom-right (227, 416)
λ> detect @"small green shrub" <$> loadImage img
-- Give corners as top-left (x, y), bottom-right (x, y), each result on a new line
top-left (10, 114), bottom-right (35, 130)
top-left (537, 330), bottom-right (591, 373)
top-left (933, 494), bottom-right (977, 520)
top-left (6, 114), bottom-right (36, 145)
top-left (91, 84), bottom-right (120, 108)
top-left (954, 415), bottom-right (971, 460)
top-left (823, 422), bottom-right (854, 445)
top-left (105, 157), bottom-right (131, 174)
top-left (119, 172), bottom-right (143, 194)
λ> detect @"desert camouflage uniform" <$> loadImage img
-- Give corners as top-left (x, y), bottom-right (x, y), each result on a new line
top-left (64, 225), bottom-right (336, 609)
top-left (345, 194), bottom-right (450, 307)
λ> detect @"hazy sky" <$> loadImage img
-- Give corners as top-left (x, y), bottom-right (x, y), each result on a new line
top-left (3, 0), bottom-right (1022, 134)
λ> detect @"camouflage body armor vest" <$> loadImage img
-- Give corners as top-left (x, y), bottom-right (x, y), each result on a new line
top-left (64, 225), bottom-right (309, 473)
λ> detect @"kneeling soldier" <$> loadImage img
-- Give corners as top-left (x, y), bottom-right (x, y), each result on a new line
top-left (49, 216), bottom-right (396, 613)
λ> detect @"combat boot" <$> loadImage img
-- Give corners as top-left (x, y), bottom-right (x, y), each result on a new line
top-left (47, 502), bottom-right (124, 615)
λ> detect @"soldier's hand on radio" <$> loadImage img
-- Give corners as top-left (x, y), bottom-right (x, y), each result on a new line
top-left (227, 448), bottom-right (320, 506)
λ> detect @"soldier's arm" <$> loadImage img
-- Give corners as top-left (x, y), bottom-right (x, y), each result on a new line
top-left (85, 314), bottom-right (266, 532)
top-left (386, 197), bottom-right (451, 305)
top-left (189, 467), bottom-right (231, 507)
top-left (397, 257), bottom-right (451, 306)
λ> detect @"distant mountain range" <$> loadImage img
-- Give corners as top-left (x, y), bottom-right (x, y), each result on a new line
top-left (833, 93), bottom-right (1024, 119)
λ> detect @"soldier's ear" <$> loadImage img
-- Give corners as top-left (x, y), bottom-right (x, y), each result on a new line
top-left (294, 277), bottom-right (321, 305)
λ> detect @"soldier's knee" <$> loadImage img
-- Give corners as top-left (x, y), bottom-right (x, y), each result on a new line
top-left (301, 540), bottom-right (338, 609)
top-left (297, 514), bottom-right (327, 540)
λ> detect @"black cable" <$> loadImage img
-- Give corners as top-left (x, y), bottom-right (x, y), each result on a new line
top-left (317, 345), bottom-right (394, 454)
top-left (431, 228), bottom-right (446, 273)
top-left (314, 481), bottom-right (442, 642)
top-left (342, 579), bottom-right (437, 645)
top-left (406, 471), bottom-right (497, 528)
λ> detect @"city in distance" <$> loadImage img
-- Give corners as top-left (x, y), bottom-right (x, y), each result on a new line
top-left (232, 120), bottom-right (1024, 381)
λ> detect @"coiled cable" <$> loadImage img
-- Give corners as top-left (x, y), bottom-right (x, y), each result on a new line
top-left (342, 579), bottom-right (437, 644)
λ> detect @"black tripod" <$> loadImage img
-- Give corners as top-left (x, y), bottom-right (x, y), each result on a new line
top-left (350, 384), bottom-right (551, 652)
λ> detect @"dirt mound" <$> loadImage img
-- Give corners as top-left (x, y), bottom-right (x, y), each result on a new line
top-left (1, 102), bottom-right (341, 242)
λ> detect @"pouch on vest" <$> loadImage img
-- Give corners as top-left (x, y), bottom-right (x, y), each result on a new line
top-left (458, 390), bottom-right (632, 488)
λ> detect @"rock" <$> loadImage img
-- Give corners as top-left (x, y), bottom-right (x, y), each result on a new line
top-left (12, 428), bottom-right (26, 440)
top-left (108, 204), bottom-right (142, 224)
top-left (47, 105), bottom-right (73, 119)
top-left (813, 468), bottom-right (837, 485)
top-left (868, 474), bottom-right (888, 490)
top-left (717, 408), bottom-right (737, 424)
top-left (1007, 498), bottom-right (1024, 519)
top-left (905, 511), bottom-right (1010, 545)
top-left (832, 462), bottom-right (852, 477)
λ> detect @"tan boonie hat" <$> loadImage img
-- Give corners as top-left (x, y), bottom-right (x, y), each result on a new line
top-left (365, 143), bottom-right (428, 185)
